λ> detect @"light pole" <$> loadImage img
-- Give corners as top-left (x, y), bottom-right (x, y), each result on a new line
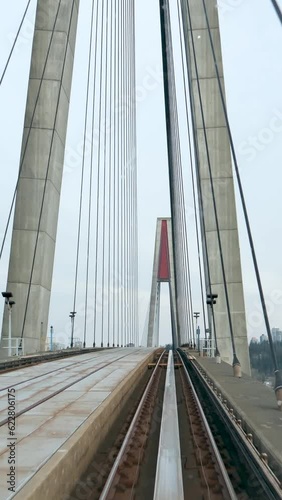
top-left (2, 292), bottom-right (15, 357)
top-left (193, 312), bottom-right (200, 351)
top-left (50, 325), bottom-right (54, 352)
top-left (69, 312), bottom-right (76, 348)
top-left (206, 293), bottom-right (221, 363)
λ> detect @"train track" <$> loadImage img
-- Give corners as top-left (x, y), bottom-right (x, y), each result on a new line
top-left (74, 350), bottom-right (244, 499)
top-left (0, 349), bottom-right (121, 393)
top-left (99, 349), bottom-right (166, 499)
top-left (176, 352), bottom-right (236, 499)
top-left (179, 349), bottom-right (282, 500)
top-left (69, 349), bottom-right (282, 499)
top-left (0, 350), bottom-right (141, 428)
top-left (0, 347), bottom-right (104, 373)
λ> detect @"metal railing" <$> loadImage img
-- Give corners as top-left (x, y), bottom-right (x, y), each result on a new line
top-left (0, 337), bottom-right (25, 356)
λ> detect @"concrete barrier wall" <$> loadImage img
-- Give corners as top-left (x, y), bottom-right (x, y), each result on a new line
top-left (15, 350), bottom-right (156, 499)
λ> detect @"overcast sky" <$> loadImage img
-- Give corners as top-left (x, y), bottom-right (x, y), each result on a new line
top-left (0, 0), bottom-right (282, 347)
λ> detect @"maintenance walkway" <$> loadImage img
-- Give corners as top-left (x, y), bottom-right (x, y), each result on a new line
top-left (195, 355), bottom-right (282, 481)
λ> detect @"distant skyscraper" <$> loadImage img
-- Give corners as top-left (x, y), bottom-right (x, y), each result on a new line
top-left (260, 334), bottom-right (268, 343)
top-left (271, 328), bottom-right (282, 342)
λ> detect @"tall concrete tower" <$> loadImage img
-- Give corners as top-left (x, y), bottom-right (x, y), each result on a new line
top-left (0, 0), bottom-right (80, 355)
top-left (147, 218), bottom-right (179, 348)
top-left (180, 0), bottom-right (251, 374)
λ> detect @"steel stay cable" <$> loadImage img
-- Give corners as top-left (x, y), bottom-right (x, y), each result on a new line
top-left (93, 0), bottom-right (106, 347)
top-left (119, 0), bottom-right (123, 347)
top-left (269, 0), bottom-right (282, 24)
top-left (170, 60), bottom-right (193, 346)
top-left (121, 0), bottom-right (126, 347)
top-left (176, 0), bottom-right (207, 338)
top-left (88, 0), bottom-right (100, 348)
top-left (166, 6), bottom-right (192, 346)
top-left (124, 0), bottom-right (128, 347)
top-left (0, 0), bottom-right (63, 263)
top-left (107, 0), bottom-right (114, 348)
top-left (159, 0), bottom-right (186, 347)
top-left (112, 0), bottom-right (118, 348)
top-left (82, 0), bottom-right (98, 349)
top-left (123, 0), bottom-right (128, 347)
top-left (131, 0), bottom-right (139, 347)
top-left (126, 0), bottom-right (132, 346)
top-left (116, 0), bottom-right (121, 348)
top-left (0, 0), bottom-right (33, 86)
top-left (129, 0), bottom-right (136, 346)
top-left (101, 0), bottom-right (110, 348)
top-left (124, 0), bottom-right (129, 347)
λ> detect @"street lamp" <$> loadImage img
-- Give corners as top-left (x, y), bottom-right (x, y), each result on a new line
top-left (2, 292), bottom-right (15, 357)
top-left (69, 312), bottom-right (76, 348)
top-left (193, 312), bottom-right (200, 352)
top-left (50, 325), bottom-right (54, 352)
top-left (206, 293), bottom-right (221, 363)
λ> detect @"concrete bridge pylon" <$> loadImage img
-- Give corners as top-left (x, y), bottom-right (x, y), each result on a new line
top-left (0, 0), bottom-right (80, 355)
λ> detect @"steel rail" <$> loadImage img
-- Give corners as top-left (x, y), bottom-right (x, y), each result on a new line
top-left (0, 350), bottom-right (142, 427)
top-left (99, 349), bottom-right (165, 499)
top-left (0, 349), bottom-right (123, 392)
top-left (0, 347), bottom-right (104, 373)
top-left (190, 357), bottom-right (282, 498)
top-left (178, 352), bottom-right (237, 500)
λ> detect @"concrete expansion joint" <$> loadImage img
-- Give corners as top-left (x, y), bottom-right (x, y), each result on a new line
top-left (195, 125), bottom-right (227, 130)
top-left (7, 280), bottom-right (51, 292)
top-left (201, 175), bottom-right (234, 181)
top-left (191, 27), bottom-right (219, 32)
top-left (208, 280), bottom-right (242, 287)
top-left (35, 28), bottom-right (70, 38)
top-left (31, 76), bottom-right (67, 84)
top-left (188, 25), bottom-right (219, 31)
top-left (192, 75), bottom-right (223, 81)
top-left (205, 228), bottom-right (239, 234)
top-left (60, 85), bottom-right (71, 104)
top-left (13, 228), bottom-right (56, 244)
top-left (29, 79), bottom-right (70, 103)
top-left (18, 176), bottom-right (61, 197)
top-left (24, 127), bottom-right (66, 149)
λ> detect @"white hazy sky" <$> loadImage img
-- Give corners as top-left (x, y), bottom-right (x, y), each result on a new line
top-left (0, 0), bottom-right (282, 347)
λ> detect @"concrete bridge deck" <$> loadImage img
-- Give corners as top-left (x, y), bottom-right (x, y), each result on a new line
top-left (0, 348), bottom-right (155, 499)
top-left (194, 355), bottom-right (282, 481)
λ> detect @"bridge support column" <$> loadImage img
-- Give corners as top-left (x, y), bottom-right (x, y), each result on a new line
top-left (147, 219), bottom-right (178, 348)
top-left (0, 0), bottom-right (80, 356)
top-left (180, 0), bottom-right (251, 374)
